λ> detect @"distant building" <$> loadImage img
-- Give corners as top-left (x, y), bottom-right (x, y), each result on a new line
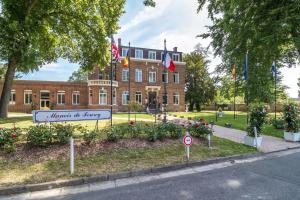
top-left (0, 38), bottom-right (186, 113)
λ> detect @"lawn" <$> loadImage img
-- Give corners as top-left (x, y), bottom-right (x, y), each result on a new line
top-left (0, 136), bottom-right (255, 186)
top-left (170, 111), bottom-right (284, 138)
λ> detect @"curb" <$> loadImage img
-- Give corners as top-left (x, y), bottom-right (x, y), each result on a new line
top-left (1, 147), bottom-right (299, 196)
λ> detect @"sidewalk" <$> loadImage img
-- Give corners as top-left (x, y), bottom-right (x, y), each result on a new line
top-left (213, 125), bottom-right (300, 153)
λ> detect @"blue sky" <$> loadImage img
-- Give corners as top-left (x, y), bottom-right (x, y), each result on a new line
top-left (21, 0), bottom-right (300, 98)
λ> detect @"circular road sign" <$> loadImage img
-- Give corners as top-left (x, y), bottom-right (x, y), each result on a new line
top-left (183, 135), bottom-right (193, 146)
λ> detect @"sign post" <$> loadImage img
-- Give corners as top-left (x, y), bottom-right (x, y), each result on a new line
top-left (183, 132), bottom-right (193, 161)
top-left (70, 137), bottom-right (74, 175)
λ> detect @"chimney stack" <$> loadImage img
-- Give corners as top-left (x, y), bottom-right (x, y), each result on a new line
top-left (173, 47), bottom-right (178, 52)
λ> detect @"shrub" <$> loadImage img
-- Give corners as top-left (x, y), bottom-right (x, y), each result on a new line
top-left (156, 124), bottom-right (167, 141)
top-left (164, 123), bottom-right (183, 139)
top-left (187, 117), bottom-right (192, 120)
top-left (0, 127), bottom-right (21, 153)
top-left (247, 104), bottom-right (268, 137)
top-left (145, 124), bottom-right (157, 142)
top-left (52, 124), bottom-right (75, 144)
top-left (283, 103), bottom-right (299, 133)
top-left (27, 125), bottom-right (52, 147)
top-left (83, 130), bottom-right (98, 145)
top-left (104, 124), bottom-right (126, 142)
top-left (272, 118), bottom-right (285, 129)
top-left (180, 116), bottom-right (184, 118)
top-left (190, 124), bottom-right (212, 138)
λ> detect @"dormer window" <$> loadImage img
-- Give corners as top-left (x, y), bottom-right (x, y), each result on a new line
top-left (122, 48), bottom-right (128, 57)
top-left (135, 49), bottom-right (143, 59)
top-left (148, 51), bottom-right (156, 60)
top-left (173, 53), bottom-right (180, 62)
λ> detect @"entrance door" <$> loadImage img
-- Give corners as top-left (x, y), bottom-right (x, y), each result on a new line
top-left (40, 91), bottom-right (50, 110)
top-left (148, 92), bottom-right (157, 109)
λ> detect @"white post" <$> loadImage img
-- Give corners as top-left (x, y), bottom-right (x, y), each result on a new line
top-left (70, 137), bottom-right (74, 175)
top-left (254, 127), bottom-right (258, 150)
top-left (186, 146), bottom-right (190, 161)
top-left (208, 133), bottom-right (211, 148)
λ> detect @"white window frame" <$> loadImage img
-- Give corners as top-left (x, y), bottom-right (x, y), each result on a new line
top-left (135, 49), bottom-right (143, 59)
top-left (149, 71), bottom-right (156, 83)
top-left (148, 51), bottom-right (156, 60)
top-left (122, 48), bottom-right (128, 57)
top-left (99, 89), bottom-right (107, 105)
top-left (57, 91), bottom-right (66, 105)
top-left (174, 72), bottom-right (179, 84)
top-left (172, 53), bottom-right (180, 62)
top-left (173, 93), bottom-right (179, 105)
top-left (72, 91), bottom-right (80, 105)
top-left (112, 89), bottom-right (117, 105)
top-left (135, 91), bottom-right (142, 104)
top-left (162, 72), bottom-right (168, 83)
top-left (135, 69), bottom-right (142, 82)
top-left (24, 90), bottom-right (32, 105)
top-left (122, 91), bottom-right (129, 105)
top-left (9, 90), bottom-right (16, 105)
top-left (89, 89), bottom-right (93, 105)
top-left (122, 68), bottom-right (129, 81)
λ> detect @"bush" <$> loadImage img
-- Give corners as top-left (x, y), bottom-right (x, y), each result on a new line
top-left (145, 125), bottom-right (157, 142)
top-left (283, 103), bottom-right (300, 133)
top-left (27, 125), bottom-right (52, 147)
top-left (79, 126), bottom-right (98, 145)
top-left (190, 124), bottom-right (212, 138)
top-left (156, 124), bottom-right (167, 141)
top-left (0, 127), bottom-right (21, 153)
top-left (272, 118), bottom-right (285, 129)
top-left (180, 116), bottom-right (184, 118)
top-left (52, 124), bottom-right (76, 144)
top-left (164, 123), bottom-right (183, 139)
top-left (247, 104), bottom-right (268, 137)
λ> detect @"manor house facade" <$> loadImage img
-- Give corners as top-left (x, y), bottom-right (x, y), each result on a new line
top-left (1, 38), bottom-right (186, 113)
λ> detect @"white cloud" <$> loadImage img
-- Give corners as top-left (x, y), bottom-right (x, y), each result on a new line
top-left (281, 66), bottom-right (300, 98)
top-left (40, 63), bottom-right (61, 72)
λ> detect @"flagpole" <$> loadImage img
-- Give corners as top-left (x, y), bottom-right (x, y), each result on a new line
top-left (163, 39), bottom-right (167, 123)
top-left (110, 35), bottom-right (113, 127)
top-left (128, 42), bottom-right (131, 122)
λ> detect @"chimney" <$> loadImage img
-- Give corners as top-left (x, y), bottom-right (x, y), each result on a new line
top-left (173, 47), bottom-right (178, 52)
top-left (118, 38), bottom-right (121, 47)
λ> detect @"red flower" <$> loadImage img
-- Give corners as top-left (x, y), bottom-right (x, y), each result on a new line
top-left (194, 124), bottom-right (200, 128)
top-left (11, 133), bottom-right (17, 138)
top-left (129, 121), bottom-right (135, 125)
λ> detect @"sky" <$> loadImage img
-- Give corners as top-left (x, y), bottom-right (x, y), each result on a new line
top-left (22, 0), bottom-right (300, 98)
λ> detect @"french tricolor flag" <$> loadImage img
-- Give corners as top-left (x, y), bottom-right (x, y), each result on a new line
top-left (162, 45), bottom-right (176, 72)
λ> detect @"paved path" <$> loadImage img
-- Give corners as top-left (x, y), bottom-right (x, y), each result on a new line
top-left (213, 125), bottom-right (300, 153)
top-left (4, 148), bottom-right (300, 200)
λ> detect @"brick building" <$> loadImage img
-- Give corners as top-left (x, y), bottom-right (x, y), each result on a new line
top-left (1, 39), bottom-right (186, 113)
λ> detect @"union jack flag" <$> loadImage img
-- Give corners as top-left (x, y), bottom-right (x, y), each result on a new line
top-left (112, 36), bottom-right (120, 62)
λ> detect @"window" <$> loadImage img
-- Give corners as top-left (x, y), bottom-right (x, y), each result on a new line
top-left (57, 91), bottom-right (65, 105)
top-left (173, 93), bottom-right (179, 105)
top-left (99, 89), bottom-right (107, 105)
top-left (99, 71), bottom-right (105, 80)
top-left (173, 53), bottom-right (180, 62)
top-left (122, 68), bottom-right (129, 81)
top-left (162, 72), bottom-right (168, 83)
top-left (148, 51), bottom-right (156, 60)
top-left (135, 49), bottom-right (143, 59)
top-left (122, 91), bottom-right (129, 105)
top-left (122, 48), bottom-right (128, 57)
top-left (135, 92), bottom-right (142, 104)
top-left (72, 91), bottom-right (80, 105)
top-left (135, 69), bottom-right (142, 82)
top-left (89, 89), bottom-right (93, 105)
top-left (9, 90), bottom-right (16, 105)
top-left (162, 95), bottom-right (168, 105)
top-left (174, 72), bottom-right (179, 84)
top-left (24, 90), bottom-right (32, 105)
top-left (149, 71), bottom-right (156, 83)
top-left (112, 89), bottom-right (117, 105)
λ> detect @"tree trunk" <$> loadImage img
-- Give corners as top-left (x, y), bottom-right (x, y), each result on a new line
top-left (0, 59), bottom-right (17, 118)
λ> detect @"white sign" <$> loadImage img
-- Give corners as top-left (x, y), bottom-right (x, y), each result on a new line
top-left (32, 109), bottom-right (111, 123)
top-left (183, 135), bottom-right (193, 146)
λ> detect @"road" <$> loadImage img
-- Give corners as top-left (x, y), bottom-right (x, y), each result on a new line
top-left (5, 150), bottom-right (300, 200)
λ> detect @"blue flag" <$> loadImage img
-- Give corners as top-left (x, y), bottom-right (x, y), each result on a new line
top-left (244, 53), bottom-right (248, 80)
top-left (271, 61), bottom-right (276, 78)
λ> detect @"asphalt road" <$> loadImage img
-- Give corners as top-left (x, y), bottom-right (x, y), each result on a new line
top-left (38, 151), bottom-right (300, 200)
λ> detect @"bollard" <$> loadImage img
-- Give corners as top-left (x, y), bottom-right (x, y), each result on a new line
top-left (70, 137), bottom-right (74, 175)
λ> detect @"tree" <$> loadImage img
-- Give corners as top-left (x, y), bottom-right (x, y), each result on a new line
top-left (0, 0), bottom-right (155, 118)
top-left (197, 0), bottom-right (300, 103)
top-left (68, 68), bottom-right (89, 83)
top-left (298, 78), bottom-right (300, 98)
top-left (185, 45), bottom-right (215, 111)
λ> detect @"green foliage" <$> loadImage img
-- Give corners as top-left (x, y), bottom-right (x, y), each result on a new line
top-left (82, 129), bottom-right (98, 145)
top-left (247, 104), bottom-right (268, 137)
top-left (27, 125), bottom-right (52, 147)
top-left (298, 78), bottom-right (300, 98)
top-left (272, 118), bottom-right (285, 129)
top-left (145, 125), bottom-right (158, 142)
top-left (143, 0), bottom-right (156, 7)
top-left (283, 103), bottom-right (300, 133)
top-left (0, 127), bottom-right (21, 153)
top-left (184, 44), bottom-right (215, 111)
top-left (163, 123), bottom-right (183, 139)
top-left (52, 124), bottom-right (75, 144)
top-left (189, 124), bottom-right (212, 138)
top-left (68, 68), bottom-right (89, 83)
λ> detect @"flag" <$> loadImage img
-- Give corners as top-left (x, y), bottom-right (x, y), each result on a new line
top-left (244, 53), bottom-right (248, 80)
top-left (162, 46), bottom-right (176, 72)
top-left (123, 49), bottom-right (129, 67)
top-left (111, 37), bottom-right (120, 62)
top-left (232, 64), bottom-right (236, 80)
top-left (272, 61), bottom-right (276, 78)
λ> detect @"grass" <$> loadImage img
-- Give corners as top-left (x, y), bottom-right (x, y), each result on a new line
top-left (170, 111), bottom-right (285, 138)
top-left (0, 136), bottom-right (255, 186)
